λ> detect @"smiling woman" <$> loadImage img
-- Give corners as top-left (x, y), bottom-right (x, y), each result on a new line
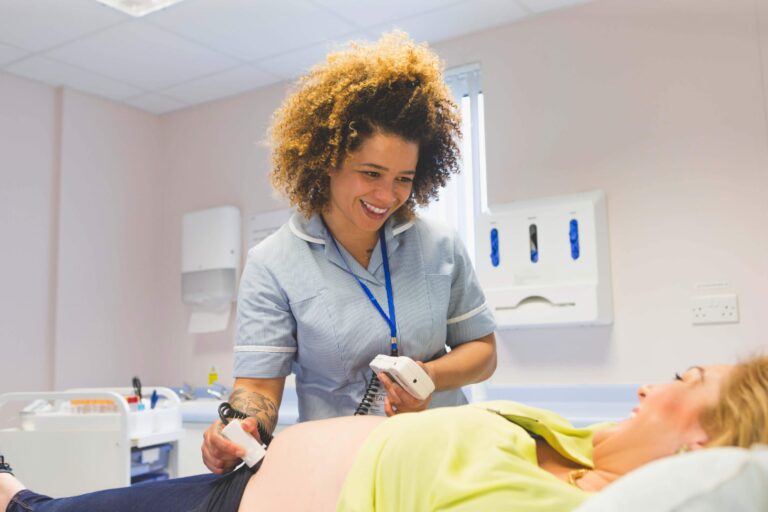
top-left (269, 31), bottom-right (462, 221)
top-left (324, 133), bottom-right (419, 266)
top-left (197, 29), bottom-right (498, 477)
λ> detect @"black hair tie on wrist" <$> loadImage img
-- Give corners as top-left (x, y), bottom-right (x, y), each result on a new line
top-left (218, 402), bottom-right (273, 446)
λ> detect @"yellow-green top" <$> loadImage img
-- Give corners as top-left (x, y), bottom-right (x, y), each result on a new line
top-left (337, 401), bottom-right (610, 512)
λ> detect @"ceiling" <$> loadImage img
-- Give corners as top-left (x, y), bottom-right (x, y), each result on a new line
top-left (0, 0), bottom-right (592, 115)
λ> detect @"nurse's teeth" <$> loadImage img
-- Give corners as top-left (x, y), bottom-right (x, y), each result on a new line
top-left (362, 201), bottom-right (387, 214)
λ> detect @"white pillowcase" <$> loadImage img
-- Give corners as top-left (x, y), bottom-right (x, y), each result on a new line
top-left (574, 446), bottom-right (768, 512)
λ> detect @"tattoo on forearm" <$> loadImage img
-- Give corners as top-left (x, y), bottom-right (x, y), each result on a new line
top-left (229, 388), bottom-right (279, 433)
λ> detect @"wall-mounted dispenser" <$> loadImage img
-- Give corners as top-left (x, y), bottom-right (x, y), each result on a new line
top-left (475, 191), bottom-right (612, 329)
top-left (182, 206), bottom-right (241, 333)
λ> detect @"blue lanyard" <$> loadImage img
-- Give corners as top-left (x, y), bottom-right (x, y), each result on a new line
top-left (328, 228), bottom-right (398, 356)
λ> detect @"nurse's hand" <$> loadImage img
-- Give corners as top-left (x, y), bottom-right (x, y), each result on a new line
top-left (202, 417), bottom-right (261, 474)
top-left (379, 362), bottom-right (435, 416)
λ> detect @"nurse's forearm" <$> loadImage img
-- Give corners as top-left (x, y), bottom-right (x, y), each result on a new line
top-left (230, 377), bottom-right (285, 434)
top-left (424, 332), bottom-right (497, 391)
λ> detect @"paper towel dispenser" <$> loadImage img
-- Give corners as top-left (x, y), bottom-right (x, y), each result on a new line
top-left (181, 206), bottom-right (241, 332)
top-left (181, 269), bottom-right (236, 307)
top-left (475, 191), bottom-right (613, 329)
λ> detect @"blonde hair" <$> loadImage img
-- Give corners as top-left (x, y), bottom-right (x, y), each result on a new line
top-left (269, 31), bottom-right (462, 220)
top-left (702, 355), bottom-right (768, 448)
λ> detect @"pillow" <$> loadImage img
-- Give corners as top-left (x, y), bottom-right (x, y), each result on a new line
top-left (574, 445), bottom-right (768, 512)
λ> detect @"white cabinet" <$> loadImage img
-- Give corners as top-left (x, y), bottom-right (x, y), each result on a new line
top-left (0, 387), bottom-right (183, 497)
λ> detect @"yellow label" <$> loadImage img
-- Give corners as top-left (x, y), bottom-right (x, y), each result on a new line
top-left (208, 366), bottom-right (219, 385)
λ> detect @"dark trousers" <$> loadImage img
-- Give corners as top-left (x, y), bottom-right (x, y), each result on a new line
top-left (6, 465), bottom-right (255, 512)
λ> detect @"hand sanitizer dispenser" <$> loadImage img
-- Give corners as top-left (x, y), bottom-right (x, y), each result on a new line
top-left (475, 191), bottom-right (613, 328)
top-left (182, 206), bottom-right (241, 333)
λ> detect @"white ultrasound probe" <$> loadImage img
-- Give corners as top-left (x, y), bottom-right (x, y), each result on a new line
top-left (369, 355), bottom-right (436, 401)
top-left (221, 419), bottom-right (267, 468)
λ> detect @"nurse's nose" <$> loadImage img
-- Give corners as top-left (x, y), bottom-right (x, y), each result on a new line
top-left (372, 179), bottom-right (398, 206)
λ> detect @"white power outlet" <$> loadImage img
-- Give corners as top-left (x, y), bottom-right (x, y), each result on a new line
top-left (691, 294), bottom-right (739, 325)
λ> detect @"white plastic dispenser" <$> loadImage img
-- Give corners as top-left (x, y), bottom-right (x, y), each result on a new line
top-left (182, 206), bottom-right (241, 333)
top-left (475, 191), bottom-right (613, 329)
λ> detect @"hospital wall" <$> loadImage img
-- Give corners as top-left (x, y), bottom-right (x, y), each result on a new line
top-left (434, 0), bottom-right (768, 382)
top-left (0, 73), bottom-right (56, 391)
top-left (0, 81), bottom-right (166, 391)
top-left (154, 83), bottom-right (288, 386)
top-left (53, 90), bottom-right (164, 389)
top-left (158, 0), bottom-right (768, 386)
top-left (1, 0), bottom-right (767, 394)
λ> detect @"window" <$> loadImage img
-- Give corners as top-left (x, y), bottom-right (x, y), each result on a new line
top-left (419, 64), bottom-right (486, 264)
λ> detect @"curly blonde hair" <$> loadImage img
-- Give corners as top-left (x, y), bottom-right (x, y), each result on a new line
top-left (702, 354), bottom-right (768, 448)
top-left (269, 31), bottom-right (462, 219)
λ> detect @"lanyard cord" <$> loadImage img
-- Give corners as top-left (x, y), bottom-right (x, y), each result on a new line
top-left (327, 227), bottom-right (398, 356)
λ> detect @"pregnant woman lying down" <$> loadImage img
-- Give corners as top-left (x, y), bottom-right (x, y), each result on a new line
top-left (2, 355), bottom-right (766, 511)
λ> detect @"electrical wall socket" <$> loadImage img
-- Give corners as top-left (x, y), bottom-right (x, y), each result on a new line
top-left (691, 294), bottom-right (739, 325)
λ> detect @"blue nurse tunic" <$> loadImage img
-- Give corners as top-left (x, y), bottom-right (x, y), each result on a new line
top-left (233, 212), bottom-right (497, 421)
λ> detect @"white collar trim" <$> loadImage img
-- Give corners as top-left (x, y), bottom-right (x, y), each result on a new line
top-left (289, 215), bottom-right (415, 245)
top-left (289, 216), bottom-right (326, 244)
top-left (393, 220), bottom-right (415, 235)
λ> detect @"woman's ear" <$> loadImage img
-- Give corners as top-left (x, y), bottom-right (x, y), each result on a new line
top-left (685, 424), bottom-right (710, 451)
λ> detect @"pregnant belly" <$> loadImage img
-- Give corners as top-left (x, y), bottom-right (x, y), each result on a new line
top-left (238, 415), bottom-right (384, 511)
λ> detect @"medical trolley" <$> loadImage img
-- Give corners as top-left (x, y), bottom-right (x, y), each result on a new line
top-left (0, 387), bottom-right (183, 497)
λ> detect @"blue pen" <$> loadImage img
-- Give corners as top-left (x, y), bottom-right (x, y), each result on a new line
top-left (150, 389), bottom-right (159, 410)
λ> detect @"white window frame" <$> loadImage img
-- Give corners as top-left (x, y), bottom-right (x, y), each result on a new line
top-left (419, 63), bottom-right (487, 264)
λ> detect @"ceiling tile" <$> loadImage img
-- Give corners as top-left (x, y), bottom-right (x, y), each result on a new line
top-left (256, 32), bottom-right (372, 80)
top-left (161, 64), bottom-right (281, 104)
top-left (0, 0), bottom-right (127, 52)
top-left (515, 0), bottom-right (593, 14)
top-left (311, 0), bottom-right (465, 27)
top-left (122, 92), bottom-right (187, 115)
top-left (369, 0), bottom-right (528, 44)
top-left (147, 0), bottom-right (358, 61)
top-left (0, 42), bottom-right (28, 66)
top-left (256, 43), bottom-right (334, 81)
top-left (6, 55), bottom-right (144, 100)
top-left (44, 21), bottom-right (241, 91)
top-left (0, 0), bottom-right (597, 114)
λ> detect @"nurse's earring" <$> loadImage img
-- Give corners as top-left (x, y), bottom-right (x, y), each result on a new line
top-left (310, 183), bottom-right (320, 201)
top-left (676, 444), bottom-right (690, 455)
top-left (310, 175), bottom-right (328, 202)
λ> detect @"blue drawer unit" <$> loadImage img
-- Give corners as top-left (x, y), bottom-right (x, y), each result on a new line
top-left (130, 443), bottom-right (173, 484)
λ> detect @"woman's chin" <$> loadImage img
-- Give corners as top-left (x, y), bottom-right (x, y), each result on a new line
top-left (356, 212), bottom-right (390, 232)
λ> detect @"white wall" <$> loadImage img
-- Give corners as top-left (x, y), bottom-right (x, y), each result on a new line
top-left (54, 89), bottom-right (163, 388)
top-left (2, 0), bottom-right (766, 393)
top-left (158, 0), bottom-right (768, 386)
top-left (436, 0), bottom-right (768, 382)
top-left (155, 83), bottom-right (288, 386)
top-left (0, 80), bottom-right (165, 392)
top-left (0, 73), bottom-right (56, 392)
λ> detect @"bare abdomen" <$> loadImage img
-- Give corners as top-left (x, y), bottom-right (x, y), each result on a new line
top-left (238, 415), bottom-right (384, 512)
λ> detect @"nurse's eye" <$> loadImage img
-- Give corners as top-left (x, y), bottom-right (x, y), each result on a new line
top-left (360, 171), bottom-right (380, 178)
top-left (396, 176), bottom-right (414, 183)
top-left (674, 372), bottom-right (683, 382)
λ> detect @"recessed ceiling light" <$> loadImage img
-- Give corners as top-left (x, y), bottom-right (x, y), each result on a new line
top-left (95, 0), bottom-right (186, 17)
